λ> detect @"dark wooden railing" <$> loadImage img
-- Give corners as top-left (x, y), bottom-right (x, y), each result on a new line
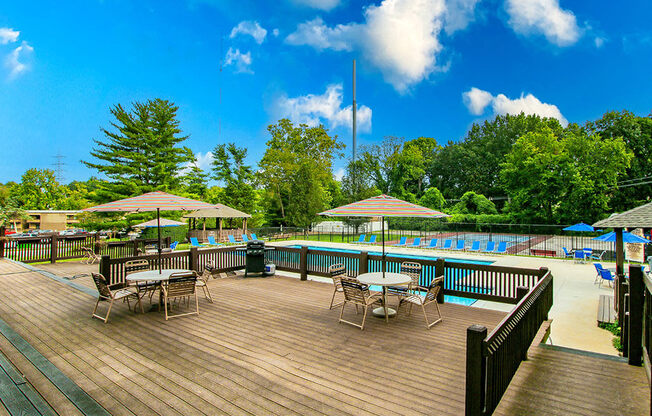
top-left (465, 269), bottom-right (553, 416)
top-left (0, 234), bottom-right (97, 263)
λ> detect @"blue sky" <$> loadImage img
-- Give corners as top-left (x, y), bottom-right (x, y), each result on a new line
top-left (1, 0), bottom-right (651, 184)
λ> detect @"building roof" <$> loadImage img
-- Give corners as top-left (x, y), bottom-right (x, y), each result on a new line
top-left (183, 204), bottom-right (251, 219)
top-left (26, 210), bottom-right (83, 214)
top-left (593, 201), bottom-right (652, 228)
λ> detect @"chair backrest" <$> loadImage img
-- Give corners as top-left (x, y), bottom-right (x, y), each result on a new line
top-left (443, 239), bottom-right (452, 249)
top-left (170, 241), bottom-right (179, 250)
top-left (328, 263), bottom-right (346, 290)
top-left (563, 247), bottom-right (571, 256)
top-left (228, 235), bottom-right (237, 243)
top-left (496, 242), bottom-right (507, 252)
top-left (429, 239), bottom-right (438, 247)
top-left (574, 250), bottom-right (585, 259)
top-left (251, 233), bottom-right (258, 240)
top-left (242, 234), bottom-right (249, 242)
top-left (594, 263), bottom-right (604, 272)
top-left (125, 259), bottom-right (149, 275)
top-left (456, 240), bottom-right (465, 249)
top-left (166, 272), bottom-right (198, 297)
top-left (470, 241), bottom-right (480, 250)
top-left (91, 273), bottom-right (112, 298)
top-left (485, 241), bottom-right (495, 252)
top-left (357, 234), bottom-right (366, 242)
top-left (340, 277), bottom-right (369, 305)
top-left (600, 269), bottom-right (614, 281)
top-left (190, 237), bottom-right (200, 246)
top-left (398, 237), bottom-right (407, 245)
top-left (412, 238), bottom-right (421, 246)
top-left (369, 235), bottom-right (377, 243)
top-left (207, 236), bottom-right (216, 245)
top-left (423, 277), bottom-right (443, 303)
top-left (401, 262), bottom-right (422, 287)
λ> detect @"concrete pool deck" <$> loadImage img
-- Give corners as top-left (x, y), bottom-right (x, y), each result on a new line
top-left (271, 240), bottom-right (619, 356)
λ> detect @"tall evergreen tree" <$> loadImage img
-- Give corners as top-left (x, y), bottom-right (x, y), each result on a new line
top-left (83, 99), bottom-right (193, 201)
top-left (210, 143), bottom-right (255, 214)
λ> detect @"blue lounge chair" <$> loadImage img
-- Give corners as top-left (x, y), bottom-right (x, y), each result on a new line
top-left (393, 237), bottom-right (407, 246)
top-left (441, 239), bottom-right (452, 250)
top-left (207, 236), bottom-right (221, 246)
top-left (593, 263), bottom-right (605, 284)
top-left (495, 242), bottom-right (508, 254)
top-left (562, 247), bottom-right (574, 258)
top-left (367, 235), bottom-right (377, 244)
top-left (409, 237), bottom-right (421, 248)
top-left (169, 241), bottom-right (179, 250)
top-left (453, 240), bottom-right (465, 251)
top-left (590, 250), bottom-right (606, 261)
top-left (250, 233), bottom-right (258, 240)
top-left (242, 234), bottom-right (249, 242)
top-left (482, 241), bottom-right (496, 253)
top-left (352, 234), bottom-right (367, 244)
top-left (574, 250), bottom-right (586, 263)
top-left (424, 238), bottom-right (438, 249)
top-left (598, 268), bottom-right (615, 288)
top-left (468, 241), bottom-right (481, 252)
top-left (190, 237), bottom-right (204, 247)
top-left (227, 235), bottom-right (238, 244)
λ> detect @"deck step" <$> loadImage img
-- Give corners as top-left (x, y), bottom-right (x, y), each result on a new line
top-left (597, 294), bottom-right (616, 324)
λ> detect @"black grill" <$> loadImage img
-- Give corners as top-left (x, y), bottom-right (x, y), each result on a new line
top-left (245, 240), bottom-right (266, 276)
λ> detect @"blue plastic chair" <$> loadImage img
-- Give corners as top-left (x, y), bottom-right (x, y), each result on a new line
top-left (495, 242), bottom-right (508, 254)
top-left (599, 268), bottom-right (615, 288)
top-left (250, 233), bottom-right (258, 240)
top-left (574, 250), bottom-right (586, 263)
top-left (169, 241), bottom-right (179, 250)
top-left (453, 240), bottom-right (465, 251)
top-left (409, 237), bottom-right (421, 247)
top-left (441, 239), bottom-right (452, 250)
top-left (468, 241), bottom-right (481, 252)
top-left (393, 237), bottom-right (407, 246)
top-left (593, 263), bottom-right (605, 284)
top-left (352, 234), bottom-right (366, 244)
top-left (482, 241), bottom-right (496, 253)
top-left (207, 236), bottom-right (221, 246)
top-left (228, 235), bottom-right (237, 244)
top-left (368, 235), bottom-right (377, 244)
top-left (562, 247), bottom-right (574, 258)
top-left (242, 234), bottom-right (249, 243)
top-left (190, 237), bottom-right (204, 247)
top-left (424, 238), bottom-right (438, 249)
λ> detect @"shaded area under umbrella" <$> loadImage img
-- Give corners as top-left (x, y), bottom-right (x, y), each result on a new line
top-left (84, 191), bottom-right (215, 273)
top-left (133, 218), bottom-right (186, 228)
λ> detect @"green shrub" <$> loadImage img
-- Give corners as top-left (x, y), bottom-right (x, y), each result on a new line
top-left (140, 225), bottom-right (189, 243)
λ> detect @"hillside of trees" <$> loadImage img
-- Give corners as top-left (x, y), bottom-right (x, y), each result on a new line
top-left (1, 98), bottom-right (650, 232)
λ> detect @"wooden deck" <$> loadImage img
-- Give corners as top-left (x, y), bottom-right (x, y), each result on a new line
top-left (0, 259), bottom-right (506, 415)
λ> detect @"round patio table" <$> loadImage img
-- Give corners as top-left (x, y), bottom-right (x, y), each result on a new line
top-left (356, 272), bottom-right (411, 323)
top-left (126, 268), bottom-right (191, 282)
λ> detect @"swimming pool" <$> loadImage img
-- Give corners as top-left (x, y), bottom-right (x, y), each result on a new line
top-left (284, 244), bottom-right (493, 306)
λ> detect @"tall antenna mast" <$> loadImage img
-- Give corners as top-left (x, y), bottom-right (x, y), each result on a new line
top-left (52, 153), bottom-right (66, 183)
top-left (219, 35), bottom-right (223, 140)
top-left (352, 59), bottom-right (357, 162)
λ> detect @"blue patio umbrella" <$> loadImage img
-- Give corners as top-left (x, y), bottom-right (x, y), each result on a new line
top-left (593, 231), bottom-right (651, 244)
top-left (563, 222), bottom-right (595, 232)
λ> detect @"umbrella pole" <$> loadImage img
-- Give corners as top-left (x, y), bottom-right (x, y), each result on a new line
top-left (157, 208), bottom-right (162, 274)
top-left (382, 216), bottom-right (385, 278)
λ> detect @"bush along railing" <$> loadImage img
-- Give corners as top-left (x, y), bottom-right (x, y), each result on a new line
top-left (96, 237), bottom-right (171, 259)
top-left (100, 246), bottom-right (246, 286)
top-left (465, 269), bottom-right (553, 416)
top-left (0, 234), bottom-right (97, 263)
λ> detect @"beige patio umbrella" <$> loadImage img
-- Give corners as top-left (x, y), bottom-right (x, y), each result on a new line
top-left (184, 204), bottom-right (252, 241)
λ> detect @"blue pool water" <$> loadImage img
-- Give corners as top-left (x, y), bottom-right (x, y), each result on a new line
top-left (285, 244), bottom-right (493, 306)
top-left (453, 233), bottom-right (531, 247)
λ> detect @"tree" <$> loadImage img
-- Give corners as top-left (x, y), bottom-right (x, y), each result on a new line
top-left (451, 191), bottom-right (498, 215)
top-left (211, 143), bottom-right (255, 214)
top-left (418, 187), bottom-right (446, 211)
top-left (181, 158), bottom-right (209, 199)
top-left (258, 119), bottom-right (344, 226)
top-left (83, 99), bottom-right (194, 201)
top-left (12, 169), bottom-right (65, 210)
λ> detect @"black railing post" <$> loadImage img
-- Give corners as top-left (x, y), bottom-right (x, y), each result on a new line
top-left (0, 237), bottom-right (5, 258)
top-left (466, 324), bottom-right (487, 416)
top-left (299, 246), bottom-right (308, 281)
top-left (359, 251), bottom-right (368, 276)
top-left (50, 235), bottom-right (58, 264)
top-left (517, 286), bottom-right (529, 301)
top-left (623, 293), bottom-right (630, 358)
top-left (100, 255), bottom-right (111, 282)
top-left (629, 265), bottom-right (644, 366)
top-left (436, 258), bottom-right (446, 303)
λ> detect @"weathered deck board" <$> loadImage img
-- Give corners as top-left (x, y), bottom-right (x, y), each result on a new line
top-left (494, 345), bottom-right (649, 416)
top-left (0, 259), bottom-right (506, 416)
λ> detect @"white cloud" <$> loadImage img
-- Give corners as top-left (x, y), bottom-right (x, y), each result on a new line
top-left (292, 0), bottom-right (341, 11)
top-left (194, 152), bottom-right (214, 171)
top-left (229, 21), bottom-right (267, 44)
top-left (333, 167), bottom-right (345, 181)
top-left (594, 36), bottom-right (606, 48)
top-left (462, 87), bottom-right (568, 127)
top-left (272, 28), bottom-right (280, 37)
top-left (505, 0), bottom-right (581, 47)
top-left (0, 27), bottom-right (19, 44)
top-left (444, 0), bottom-right (481, 35)
top-left (5, 41), bottom-right (33, 79)
top-left (286, 0), bottom-right (449, 93)
top-left (276, 84), bottom-right (372, 132)
top-left (462, 87), bottom-right (493, 115)
top-left (224, 47), bottom-right (253, 74)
